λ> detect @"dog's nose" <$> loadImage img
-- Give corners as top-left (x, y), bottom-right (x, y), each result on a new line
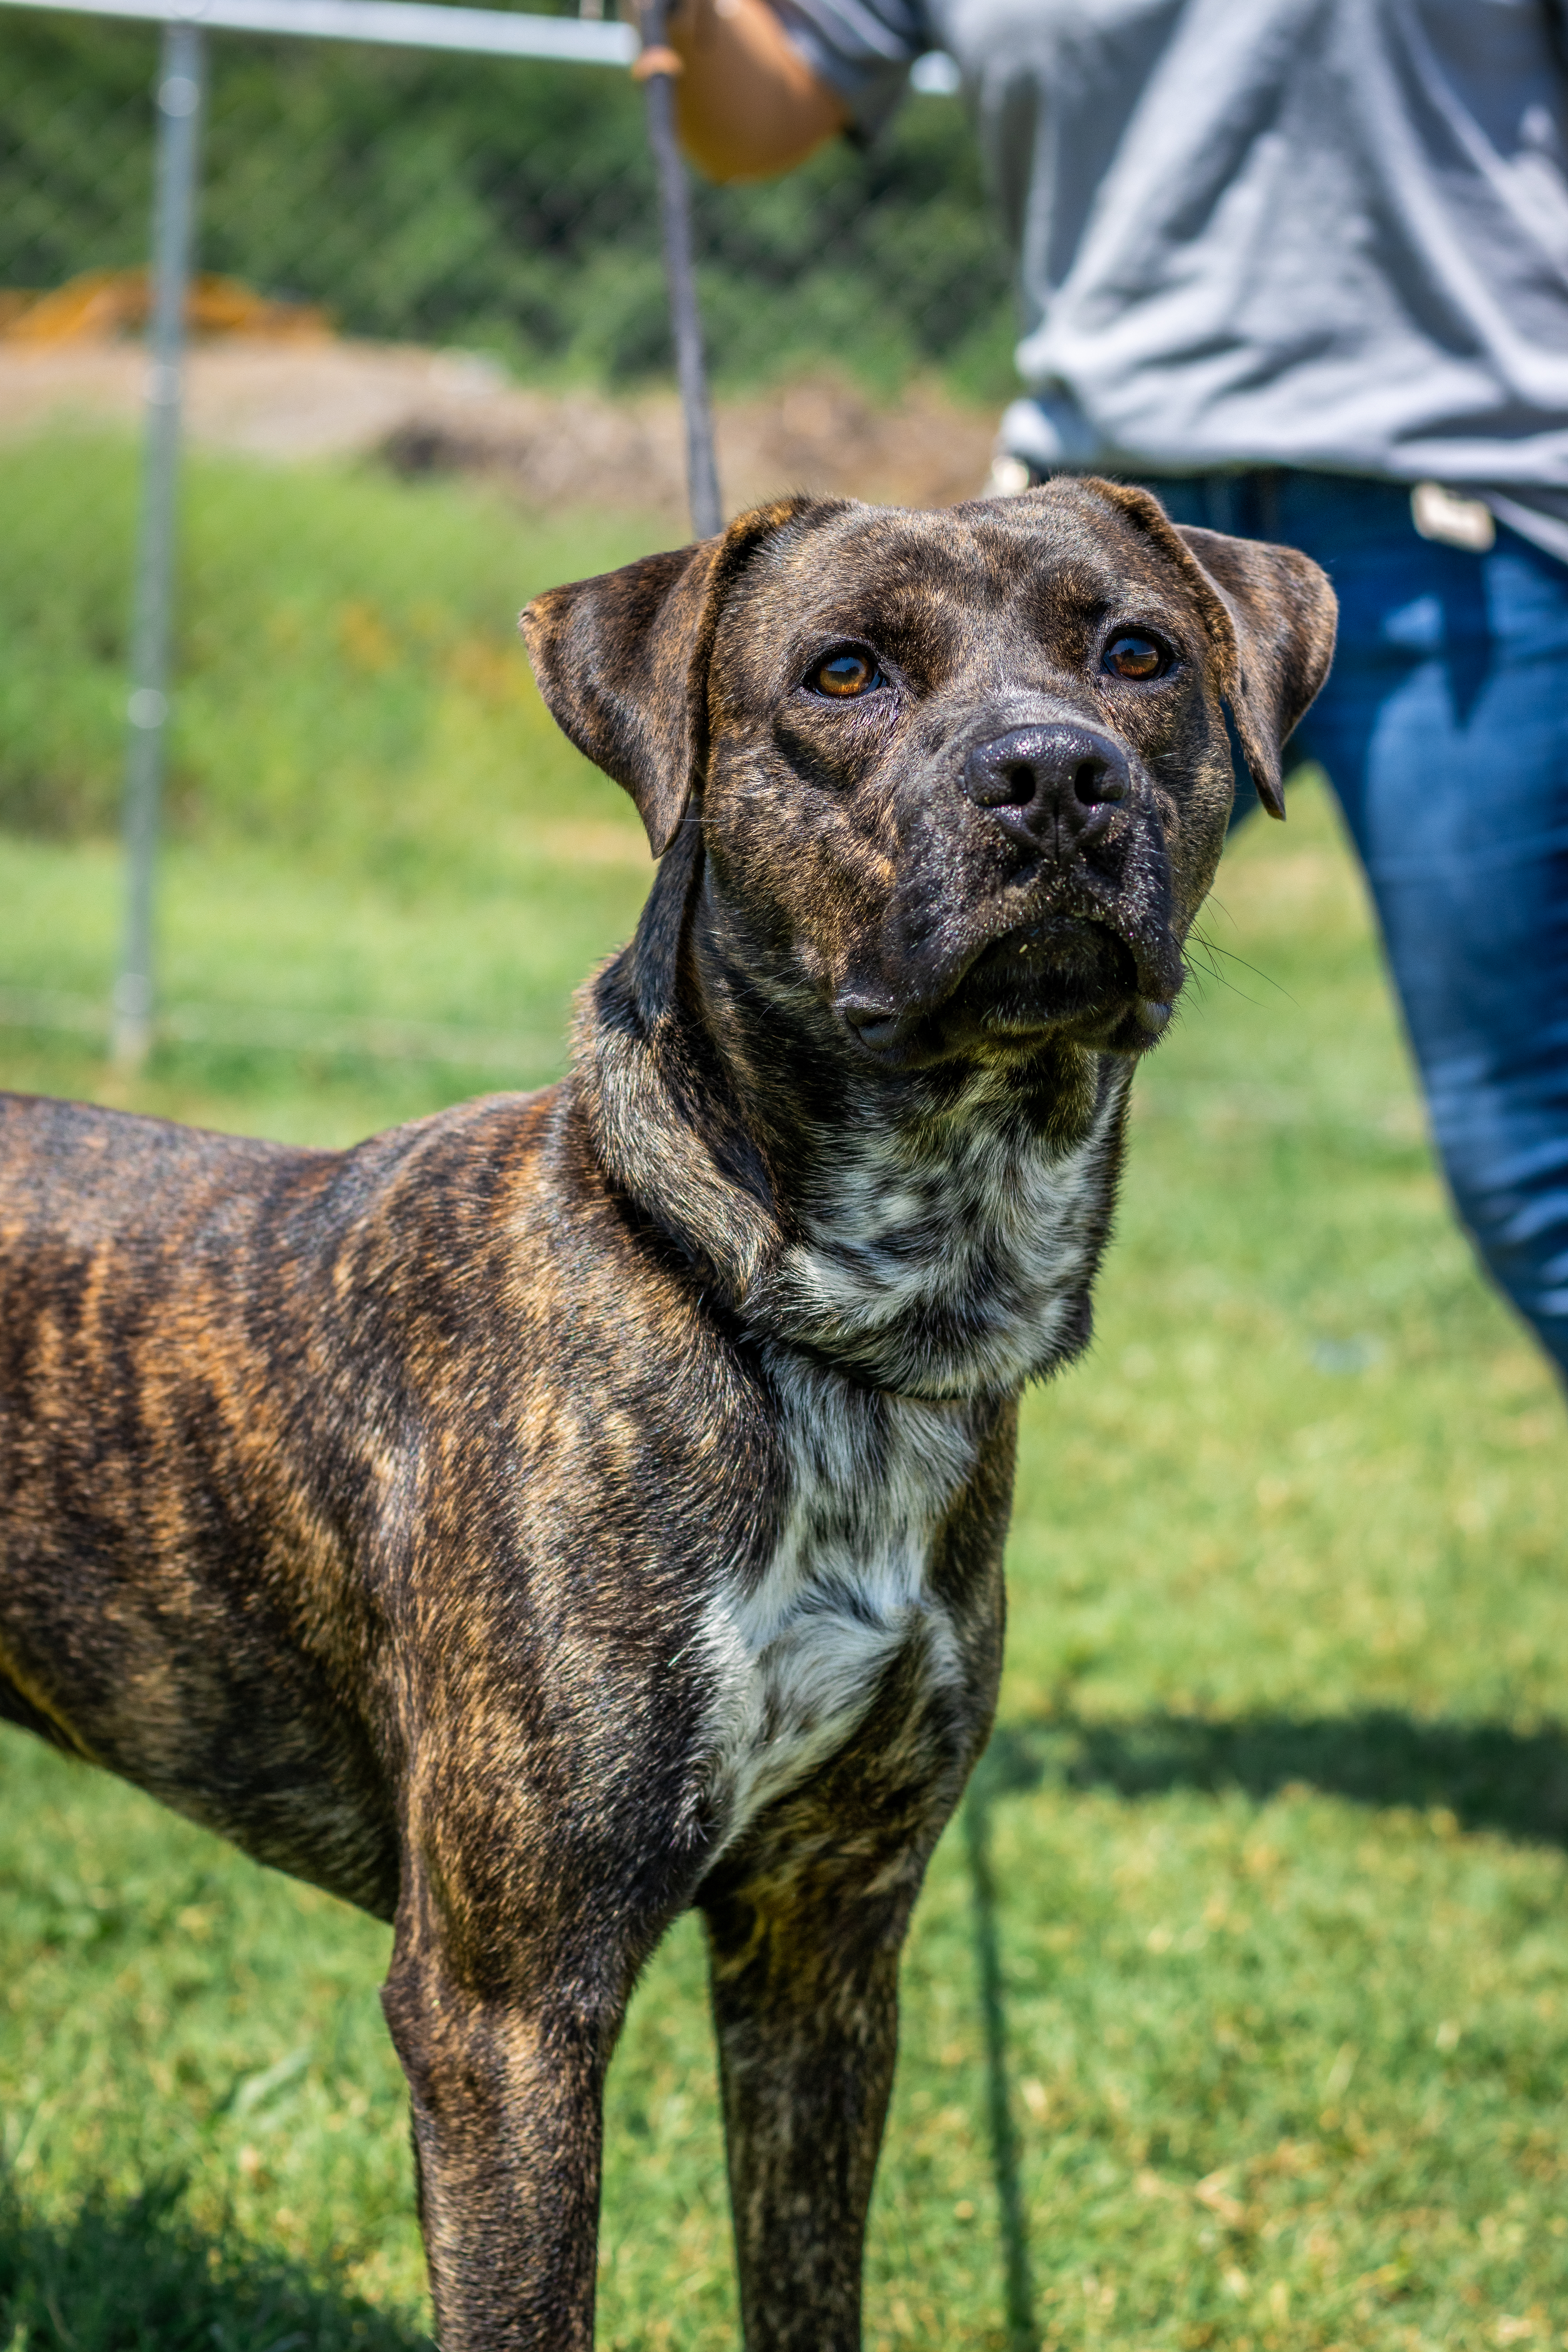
top-left (961, 725), bottom-right (1129, 854)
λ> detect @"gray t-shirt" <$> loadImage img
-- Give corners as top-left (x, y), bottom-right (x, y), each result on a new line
top-left (774, 0), bottom-right (1568, 543)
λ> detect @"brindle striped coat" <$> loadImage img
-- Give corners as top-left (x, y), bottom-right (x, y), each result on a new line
top-left (0, 482), bottom-right (1334, 2349)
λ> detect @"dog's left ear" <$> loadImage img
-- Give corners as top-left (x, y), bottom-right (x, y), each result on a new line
top-left (521, 497), bottom-right (814, 856)
top-left (1088, 484), bottom-right (1337, 820)
top-left (1172, 522), bottom-right (1338, 819)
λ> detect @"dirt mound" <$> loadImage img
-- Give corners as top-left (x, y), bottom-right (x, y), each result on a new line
top-left (0, 269), bottom-right (329, 347)
top-left (0, 337), bottom-right (998, 518)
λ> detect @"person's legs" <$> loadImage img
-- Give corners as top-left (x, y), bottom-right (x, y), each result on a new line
top-left (1142, 470), bottom-right (1568, 1380)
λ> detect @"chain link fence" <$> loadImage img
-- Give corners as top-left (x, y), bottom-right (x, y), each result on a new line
top-left (0, 1), bottom-right (1018, 1071)
top-left (0, 7), bottom-right (1014, 396)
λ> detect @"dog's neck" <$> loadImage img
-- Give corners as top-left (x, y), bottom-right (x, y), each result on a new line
top-left (573, 835), bottom-right (1133, 1401)
top-left (764, 1055), bottom-right (1130, 1396)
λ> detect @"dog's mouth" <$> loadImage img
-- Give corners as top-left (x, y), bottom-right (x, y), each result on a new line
top-left (956, 913), bottom-right (1165, 1045)
top-left (840, 902), bottom-right (1182, 1066)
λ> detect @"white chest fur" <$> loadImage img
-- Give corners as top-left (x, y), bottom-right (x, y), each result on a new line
top-left (695, 1060), bottom-right (1128, 1854)
top-left (699, 1360), bottom-right (982, 1856)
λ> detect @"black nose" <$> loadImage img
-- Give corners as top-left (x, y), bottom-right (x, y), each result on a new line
top-left (961, 725), bottom-right (1129, 854)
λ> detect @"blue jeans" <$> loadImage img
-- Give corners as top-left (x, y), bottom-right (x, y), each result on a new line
top-left (1140, 470), bottom-right (1568, 1381)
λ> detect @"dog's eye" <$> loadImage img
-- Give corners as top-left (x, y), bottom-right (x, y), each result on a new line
top-left (809, 649), bottom-right (882, 699)
top-left (1103, 633), bottom-right (1170, 681)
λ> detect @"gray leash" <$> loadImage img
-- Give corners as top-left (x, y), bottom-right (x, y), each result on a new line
top-left (636, 0), bottom-right (724, 538)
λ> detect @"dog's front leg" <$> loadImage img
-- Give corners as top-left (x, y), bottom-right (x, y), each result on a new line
top-left (700, 1800), bottom-right (938, 2352)
top-left (380, 1912), bottom-right (621, 2352)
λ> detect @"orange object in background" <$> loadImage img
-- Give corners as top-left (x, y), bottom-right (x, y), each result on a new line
top-left (0, 268), bottom-right (332, 345)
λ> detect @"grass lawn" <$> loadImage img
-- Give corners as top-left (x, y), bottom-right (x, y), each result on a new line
top-left (2, 434), bottom-right (1567, 2352)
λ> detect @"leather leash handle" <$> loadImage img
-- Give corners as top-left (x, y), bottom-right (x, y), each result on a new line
top-left (637, 0), bottom-right (725, 539)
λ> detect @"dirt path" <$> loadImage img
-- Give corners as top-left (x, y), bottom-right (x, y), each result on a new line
top-left (0, 338), bottom-right (1000, 517)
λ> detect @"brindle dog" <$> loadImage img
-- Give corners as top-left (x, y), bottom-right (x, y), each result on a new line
top-left (0, 481), bottom-right (1334, 2350)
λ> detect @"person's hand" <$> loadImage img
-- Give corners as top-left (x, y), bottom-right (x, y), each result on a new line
top-left (660, 0), bottom-right (850, 182)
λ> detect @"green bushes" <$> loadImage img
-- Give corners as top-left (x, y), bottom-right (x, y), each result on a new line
top-left (0, 12), bottom-right (1015, 398)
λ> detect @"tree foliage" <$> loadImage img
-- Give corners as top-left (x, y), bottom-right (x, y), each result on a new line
top-left (0, 10), bottom-right (1016, 396)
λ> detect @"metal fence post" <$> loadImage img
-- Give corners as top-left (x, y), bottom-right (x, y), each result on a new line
top-left (637, 0), bottom-right (721, 539)
top-left (112, 18), bottom-right (206, 1074)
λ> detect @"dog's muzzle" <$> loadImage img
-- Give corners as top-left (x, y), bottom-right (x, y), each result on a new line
top-left (835, 717), bottom-right (1182, 1063)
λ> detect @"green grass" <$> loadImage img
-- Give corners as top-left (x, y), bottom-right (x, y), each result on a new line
top-left (0, 427), bottom-right (658, 1134)
top-left (3, 436), bottom-right (1568, 2352)
top-left (0, 430), bottom-right (659, 866)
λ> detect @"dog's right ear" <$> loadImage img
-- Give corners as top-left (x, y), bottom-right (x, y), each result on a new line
top-left (521, 498), bottom-right (813, 857)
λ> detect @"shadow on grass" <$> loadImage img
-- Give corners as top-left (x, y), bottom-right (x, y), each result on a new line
top-left (988, 1707), bottom-right (1568, 1846)
top-left (0, 2172), bottom-right (429, 2352)
top-left (955, 1704), bottom-right (1568, 2344)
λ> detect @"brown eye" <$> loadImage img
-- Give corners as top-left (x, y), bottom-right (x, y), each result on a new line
top-left (811, 649), bottom-right (882, 698)
top-left (1103, 632), bottom-right (1169, 681)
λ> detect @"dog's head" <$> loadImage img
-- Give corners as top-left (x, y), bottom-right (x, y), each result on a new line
top-left (523, 482), bottom-right (1334, 1072)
